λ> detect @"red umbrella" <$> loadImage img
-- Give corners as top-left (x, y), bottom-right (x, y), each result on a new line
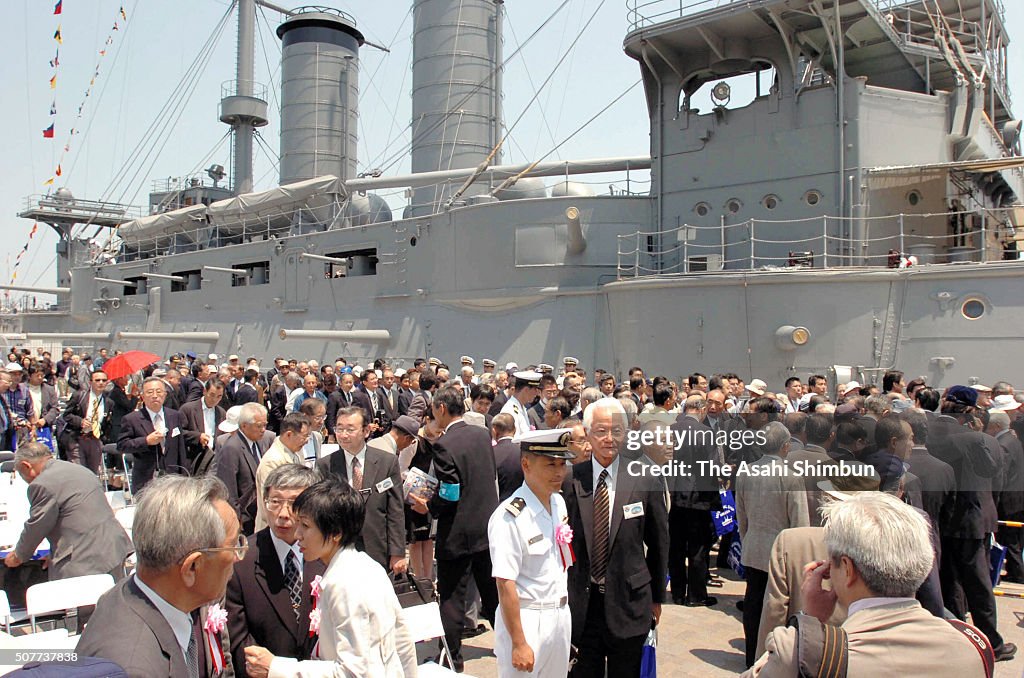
top-left (99, 350), bottom-right (164, 380)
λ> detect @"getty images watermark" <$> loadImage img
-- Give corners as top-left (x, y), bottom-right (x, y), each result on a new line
top-left (622, 427), bottom-right (876, 480)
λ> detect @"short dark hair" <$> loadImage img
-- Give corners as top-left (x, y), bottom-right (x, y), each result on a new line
top-left (915, 388), bottom-right (939, 411)
top-left (883, 370), bottom-right (904, 393)
top-left (191, 360), bottom-right (206, 379)
top-left (687, 373), bottom-right (706, 388)
top-left (835, 420), bottom-right (868, 447)
top-left (418, 369), bottom-right (437, 391)
top-left (539, 374), bottom-right (557, 389)
top-left (204, 378), bottom-right (224, 392)
top-left (293, 478), bottom-right (364, 548)
top-left (470, 383), bottom-right (495, 402)
top-left (280, 413), bottom-right (311, 436)
top-left (903, 409), bottom-right (928, 445)
top-left (433, 386), bottom-right (466, 416)
top-left (707, 375), bottom-right (726, 392)
top-left (808, 374), bottom-right (826, 388)
top-left (334, 406), bottom-right (367, 428)
top-left (360, 370), bottom-right (376, 384)
top-left (805, 414), bottom-right (834, 445)
top-left (299, 398), bottom-right (326, 416)
top-left (547, 396), bottom-right (570, 420)
top-left (785, 376), bottom-right (802, 389)
top-left (629, 375), bottom-right (645, 391)
top-left (874, 415), bottom-right (907, 450)
top-left (653, 382), bottom-right (673, 407)
top-left (783, 412), bottom-right (806, 435)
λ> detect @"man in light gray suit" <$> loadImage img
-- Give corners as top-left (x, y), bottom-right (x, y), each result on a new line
top-left (77, 475), bottom-right (244, 678)
top-left (735, 422), bottom-right (809, 668)
top-left (3, 442), bottom-right (131, 580)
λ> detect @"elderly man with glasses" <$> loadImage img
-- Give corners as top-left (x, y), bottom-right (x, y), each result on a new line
top-left (78, 475), bottom-right (246, 678)
top-left (226, 464), bottom-right (325, 678)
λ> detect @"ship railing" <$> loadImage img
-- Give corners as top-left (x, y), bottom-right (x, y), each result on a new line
top-left (626, 0), bottom-right (751, 32)
top-left (616, 208), bottom-right (1021, 278)
top-left (21, 194), bottom-right (144, 221)
top-left (220, 79), bottom-right (268, 101)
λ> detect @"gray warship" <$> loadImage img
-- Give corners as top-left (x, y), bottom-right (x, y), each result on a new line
top-left (8, 0), bottom-right (1024, 390)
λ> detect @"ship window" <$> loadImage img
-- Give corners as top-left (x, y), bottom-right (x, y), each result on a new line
top-left (232, 261), bottom-right (270, 287)
top-left (324, 248), bottom-right (378, 279)
top-left (961, 298), bottom-right (985, 320)
top-left (695, 202), bottom-right (710, 217)
top-left (762, 195), bottom-right (779, 210)
top-left (907, 190), bottom-right (921, 206)
top-left (171, 270), bottom-right (201, 293)
top-left (804, 190), bottom-right (822, 206)
top-left (123, 276), bottom-right (144, 296)
top-left (726, 199), bottom-right (742, 214)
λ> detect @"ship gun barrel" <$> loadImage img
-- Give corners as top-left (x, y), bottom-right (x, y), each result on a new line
top-left (298, 253), bottom-right (349, 265)
top-left (0, 284), bottom-right (70, 295)
top-left (116, 331), bottom-right (220, 342)
top-left (278, 328), bottom-right (390, 343)
top-left (26, 332), bottom-right (112, 340)
top-left (343, 156), bottom-right (651, 192)
top-left (565, 206), bottom-right (586, 255)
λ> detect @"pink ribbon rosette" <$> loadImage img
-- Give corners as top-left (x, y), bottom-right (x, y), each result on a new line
top-left (555, 522), bottom-right (575, 571)
top-left (204, 603), bottom-right (227, 675)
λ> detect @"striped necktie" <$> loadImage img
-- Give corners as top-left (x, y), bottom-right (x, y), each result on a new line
top-left (592, 469), bottom-right (610, 584)
top-left (285, 550), bottom-right (302, 622)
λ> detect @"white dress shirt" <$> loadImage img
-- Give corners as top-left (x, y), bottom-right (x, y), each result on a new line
top-left (344, 445), bottom-right (367, 483)
top-left (201, 401), bottom-right (217, 448)
top-left (269, 529), bottom-right (303, 584)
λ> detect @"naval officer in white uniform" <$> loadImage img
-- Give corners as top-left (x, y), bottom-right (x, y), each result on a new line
top-left (488, 428), bottom-right (576, 677)
top-left (500, 371), bottom-right (542, 438)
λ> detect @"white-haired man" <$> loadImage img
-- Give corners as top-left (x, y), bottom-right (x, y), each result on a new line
top-left (745, 492), bottom-right (1000, 676)
top-left (78, 475), bottom-right (244, 677)
top-left (212, 402), bottom-right (275, 535)
top-left (563, 398), bottom-right (669, 677)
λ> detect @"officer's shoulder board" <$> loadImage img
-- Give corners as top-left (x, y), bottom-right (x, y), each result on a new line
top-left (505, 497), bottom-right (527, 518)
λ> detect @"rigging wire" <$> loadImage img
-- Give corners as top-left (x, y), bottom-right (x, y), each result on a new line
top-left (357, 6), bottom-right (413, 171)
top-left (504, 7), bottom-right (562, 160)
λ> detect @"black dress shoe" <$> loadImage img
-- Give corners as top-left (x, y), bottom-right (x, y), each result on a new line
top-left (685, 596), bottom-right (718, 607)
top-left (994, 642), bottom-right (1017, 662)
top-left (672, 597), bottom-right (687, 605)
top-left (735, 600), bottom-right (745, 612)
top-left (461, 623), bottom-right (487, 639)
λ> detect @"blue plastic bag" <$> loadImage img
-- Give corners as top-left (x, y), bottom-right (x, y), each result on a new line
top-left (728, 532), bottom-right (745, 578)
top-left (35, 425), bottom-right (56, 453)
top-left (990, 540), bottom-right (1007, 586)
top-left (711, 489), bottom-right (737, 536)
top-left (639, 627), bottom-right (657, 678)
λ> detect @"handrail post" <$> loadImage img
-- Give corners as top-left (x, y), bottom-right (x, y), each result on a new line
top-left (980, 210), bottom-right (986, 261)
top-left (898, 213), bottom-right (905, 258)
top-left (822, 216), bottom-right (828, 268)
top-left (634, 231), bottom-right (640, 278)
top-left (750, 220), bottom-right (755, 269)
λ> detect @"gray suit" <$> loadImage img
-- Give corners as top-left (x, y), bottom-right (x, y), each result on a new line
top-left (14, 458), bottom-right (132, 580)
top-left (77, 576), bottom-right (187, 678)
top-left (212, 429), bottom-right (275, 535)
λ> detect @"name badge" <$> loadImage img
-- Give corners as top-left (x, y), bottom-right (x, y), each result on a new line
top-left (439, 482), bottom-right (461, 502)
top-left (375, 477), bottom-right (395, 493)
top-left (623, 502), bottom-right (644, 519)
top-left (170, 427), bottom-right (181, 438)
top-left (528, 534), bottom-right (544, 545)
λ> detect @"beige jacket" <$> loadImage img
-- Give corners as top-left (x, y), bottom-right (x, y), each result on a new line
top-left (735, 455), bottom-right (809, 572)
top-left (746, 600), bottom-right (988, 678)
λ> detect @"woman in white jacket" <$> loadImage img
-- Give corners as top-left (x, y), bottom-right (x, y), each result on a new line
top-left (244, 478), bottom-right (418, 678)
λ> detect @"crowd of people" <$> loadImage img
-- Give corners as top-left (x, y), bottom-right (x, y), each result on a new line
top-left (1, 345), bottom-right (1022, 676)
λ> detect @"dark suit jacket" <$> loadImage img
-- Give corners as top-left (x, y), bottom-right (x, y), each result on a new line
top-left (396, 388), bottom-right (413, 416)
top-left (325, 389), bottom-right (355, 433)
top-left (488, 390), bottom-right (508, 417)
top-left (233, 383), bottom-right (259, 406)
top-left (213, 430), bottom-right (276, 535)
top-left (62, 389), bottom-right (113, 445)
top-left (77, 576), bottom-right (189, 677)
top-left (117, 407), bottom-right (189, 493)
top-left (563, 456), bottom-right (670, 644)
top-left (15, 459), bottom-right (132, 580)
top-left (225, 529), bottom-right (325, 677)
top-left (179, 399), bottom-right (227, 462)
top-left (996, 430), bottom-right (1024, 516)
top-left (428, 419), bottom-right (498, 560)
top-left (907, 445), bottom-right (956, 536)
top-left (493, 437), bottom-right (523, 502)
top-left (527, 401), bottom-right (547, 431)
top-left (107, 383), bottom-right (138, 441)
top-left (669, 414), bottom-right (722, 511)
top-left (316, 446), bottom-right (405, 569)
top-left (186, 378), bottom-right (205, 403)
top-left (926, 415), bottom-right (999, 539)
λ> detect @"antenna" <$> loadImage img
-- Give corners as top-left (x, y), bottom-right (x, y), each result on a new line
top-left (206, 164), bottom-right (226, 187)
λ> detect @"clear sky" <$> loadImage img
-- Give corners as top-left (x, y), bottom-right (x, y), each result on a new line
top-left (4, 0), bottom-right (1022, 298)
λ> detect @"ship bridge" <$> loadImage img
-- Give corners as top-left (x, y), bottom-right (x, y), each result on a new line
top-left (624, 0), bottom-right (1014, 128)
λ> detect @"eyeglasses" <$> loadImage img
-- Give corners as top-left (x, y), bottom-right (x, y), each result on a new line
top-left (92, 378), bottom-right (108, 383)
top-left (194, 533), bottom-right (248, 561)
top-left (266, 498), bottom-right (297, 513)
top-left (590, 427), bottom-right (625, 439)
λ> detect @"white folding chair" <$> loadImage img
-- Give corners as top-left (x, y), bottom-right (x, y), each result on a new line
top-left (400, 602), bottom-right (469, 677)
top-left (0, 590), bottom-right (11, 633)
top-left (26, 573), bottom-right (115, 632)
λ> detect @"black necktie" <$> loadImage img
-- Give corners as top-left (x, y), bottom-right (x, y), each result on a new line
top-left (592, 469), bottom-right (610, 583)
top-left (284, 550), bottom-right (302, 622)
top-left (250, 440), bottom-right (260, 462)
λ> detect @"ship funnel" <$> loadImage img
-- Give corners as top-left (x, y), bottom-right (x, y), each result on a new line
top-left (410, 0), bottom-right (503, 216)
top-left (277, 8), bottom-right (364, 185)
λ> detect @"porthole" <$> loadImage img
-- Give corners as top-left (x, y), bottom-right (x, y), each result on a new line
top-left (961, 298), bottom-right (985, 320)
top-left (695, 202), bottom-right (710, 217)
top-left (804, 190), bottom-right (821, 206)
top-left (409, 236), bottom-right (417, 247)
top-left (762, 194), bottom-right (779, 210)
top-left (726, 199), bottom-right (742, 214)
top-left (907, 190), bottom-right (921, 206)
